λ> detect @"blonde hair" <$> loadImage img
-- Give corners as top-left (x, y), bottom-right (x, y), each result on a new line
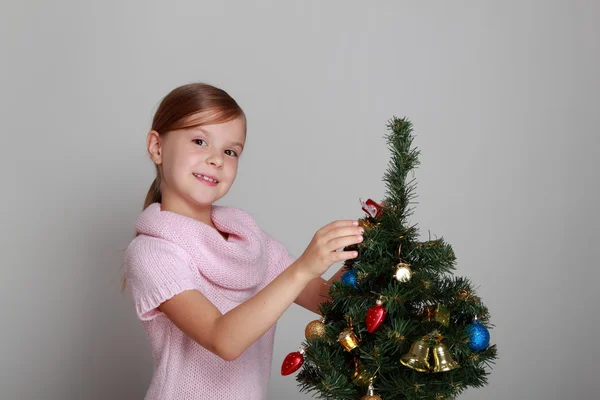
top-left (122, 83), bottom-right (246, 291)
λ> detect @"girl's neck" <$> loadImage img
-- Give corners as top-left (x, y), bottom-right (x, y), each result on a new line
top-left (160, 197), bottom-right (213, 226)
top-left (159, 197), bottom-right (229, 240)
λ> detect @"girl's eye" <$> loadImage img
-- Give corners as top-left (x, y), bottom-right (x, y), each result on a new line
top-left (193, 139), bottom-right (237, 157)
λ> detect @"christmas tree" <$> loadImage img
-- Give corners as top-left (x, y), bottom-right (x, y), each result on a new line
top-left (281, 117), bottom-right (498, 400)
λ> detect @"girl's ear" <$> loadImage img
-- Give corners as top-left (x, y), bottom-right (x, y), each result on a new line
top-left (147, 130), bottom-right (162, 165)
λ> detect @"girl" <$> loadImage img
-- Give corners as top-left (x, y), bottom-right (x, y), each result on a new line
top-left (123, 82), bottom-right (364, 399)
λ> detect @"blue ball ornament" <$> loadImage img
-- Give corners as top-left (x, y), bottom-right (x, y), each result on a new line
top-left (341, 270), bottom-right (359, 290)
top-left (466, 320), bottom-right (490, 351)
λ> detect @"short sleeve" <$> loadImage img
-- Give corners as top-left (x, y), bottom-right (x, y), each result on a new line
top-left (262, 230), bottom-right (297, 284)
top-left (124, 236), bottom-right (197, 321)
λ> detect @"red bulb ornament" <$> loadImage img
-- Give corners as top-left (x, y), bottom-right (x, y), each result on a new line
top-left (281, 348), bottom-right (305, 376)
top-left (365, 298), bottom-right (387, 333)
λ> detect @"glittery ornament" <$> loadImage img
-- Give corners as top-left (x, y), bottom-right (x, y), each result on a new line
top-left (365, 298), bottom-right (387, 333)
top-left (361, 395), bottom-right (382, 400)
top-left (466, 316), bottom-right (490, 351)
top-left (342, 269), bottom-right (360, 289)
top-left (281, 348), bottom-right (305, 376)
top-left (360, 382), bottom-right (382, 400)
top-left (305, 319), bottom-right (326, 340)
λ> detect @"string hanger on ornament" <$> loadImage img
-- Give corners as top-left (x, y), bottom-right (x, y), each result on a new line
top-left (394, 243), bottom-right (413, 283)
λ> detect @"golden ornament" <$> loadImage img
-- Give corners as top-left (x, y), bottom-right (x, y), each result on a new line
top-left (351, 359), bottom-right (372, 387)
top-left (400, 339), bottom-right (431, 372)
top-left (361, 382), bottom-right (382, 400)
top-left (424, 304), bottom-right (450, 327)
top-left (338, 327), bottom-right (360, 351)
top-left (358, 219), bottom-right (376, 230)
top-left (305, 319), bottom-right (326, 340)
top-left (394, 262), bottom-right (413, 282)
top-left (431, 342), bottom-right (460, 372)
top-left (352, 370), bottom-right (371, 387)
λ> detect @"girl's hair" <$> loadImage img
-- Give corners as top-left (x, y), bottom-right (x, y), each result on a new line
top-left (143, 82), bottom-right (246, 209)
top-left (122, 83), bottom-right (245, 292)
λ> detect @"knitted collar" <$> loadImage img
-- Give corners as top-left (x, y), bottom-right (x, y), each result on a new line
top-left (135, 203), bottom-right (267, 301)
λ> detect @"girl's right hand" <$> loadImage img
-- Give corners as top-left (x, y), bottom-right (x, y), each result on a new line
top-left (296, 220), bottom-right (364, 280)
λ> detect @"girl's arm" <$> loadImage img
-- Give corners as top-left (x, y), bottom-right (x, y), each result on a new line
top-left (159, 220), bottom-right (363, 361)
top-left (293, 267), bottom-right (346, 315)
top-left (159, 257), bottom-right (316, 361)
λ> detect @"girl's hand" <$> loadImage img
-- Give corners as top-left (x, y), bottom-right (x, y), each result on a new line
top-left (296, 220), bottom-right (363, 280)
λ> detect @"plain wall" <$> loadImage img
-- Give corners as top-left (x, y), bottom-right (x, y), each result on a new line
top-left (1, 1), bottom-right (598, 399)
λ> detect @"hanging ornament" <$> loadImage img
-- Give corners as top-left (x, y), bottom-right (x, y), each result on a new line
top-left (394, 244), bottom-right (413, 283)
top-left (281, 347), bottom-right (305, 376)
top-left (394, 262), bottom-right (413, 282)
top-left (338, 327), bottom-right (360, 351)
top-left (305, 318), bottom-right (326, 340)
top-left (423, 304), bottom-right (450, 327)
top-left (358, 218), bottom-right (376, 231)
top-left (351, 359), bottom-right (372, 387)
top-left (465, 315), bottom-right (490, 351)
top-left (352, 369), bottom-right (372, 387)
top-left (360, 381), bottom-right (383, 400)
top-left (342, 269), bottom-right (360, 290)
top-left (400, 339), bottom-right (431, 372)
top-left (360, 198), bottom-right (385, 218)
top-left (338, 318), bottom-right (360, 351)
top-left (431, 342), bottom-right (460, 372)
top-left (365, 297), bottom-right (387, 333)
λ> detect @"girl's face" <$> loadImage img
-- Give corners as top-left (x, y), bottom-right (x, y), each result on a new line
top-left (148, 116), bottom-right (246, 219)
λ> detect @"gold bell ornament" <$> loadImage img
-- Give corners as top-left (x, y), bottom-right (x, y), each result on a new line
top-left (400, 339), bottom-right (431, 372)
top-left (431, 342), bottom-right (460, 372)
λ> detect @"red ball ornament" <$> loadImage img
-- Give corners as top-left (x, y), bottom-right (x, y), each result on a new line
top-left (281, 348), bottom-right (305, 376)
top-left (365, 298), bottom-right (387, 333)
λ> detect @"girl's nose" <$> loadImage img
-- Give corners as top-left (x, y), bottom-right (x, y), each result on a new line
top-left (206, 152), bottom-right (224, 168)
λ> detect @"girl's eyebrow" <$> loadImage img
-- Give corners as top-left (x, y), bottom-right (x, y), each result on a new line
top-left (196, 127), bottom-right (244, 149)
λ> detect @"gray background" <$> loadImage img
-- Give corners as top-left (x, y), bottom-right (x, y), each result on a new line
top-left (2, 0), bottom-right (598, 399)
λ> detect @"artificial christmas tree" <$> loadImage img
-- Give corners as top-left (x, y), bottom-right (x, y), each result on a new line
top-left (282, 117), bottom-right (497, 399)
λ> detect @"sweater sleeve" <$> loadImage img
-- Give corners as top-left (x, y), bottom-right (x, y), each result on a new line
top-left (262, 230), bottom-right (298, 284)
top-left (124, 236), bottom-right (197, 321)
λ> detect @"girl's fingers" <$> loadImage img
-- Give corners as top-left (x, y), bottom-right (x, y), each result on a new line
top-left (327, 234), bottom-right (363, 254)
top-left (321, 225), bottom-right (364, 244)
top-left (334, 250), bottom-right (359, 262)
top-left (318, 220), bottom-right (359, 237)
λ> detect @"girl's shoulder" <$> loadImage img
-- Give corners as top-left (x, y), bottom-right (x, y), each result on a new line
top-left (125, 235), bottom-right (193, 269)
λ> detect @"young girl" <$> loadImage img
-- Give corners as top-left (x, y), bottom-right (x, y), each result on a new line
top-left (124, 82), bottom-right (364, 399)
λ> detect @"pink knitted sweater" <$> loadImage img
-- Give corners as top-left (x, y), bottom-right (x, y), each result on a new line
top-left (124, 203), bottom-right (297, 400)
